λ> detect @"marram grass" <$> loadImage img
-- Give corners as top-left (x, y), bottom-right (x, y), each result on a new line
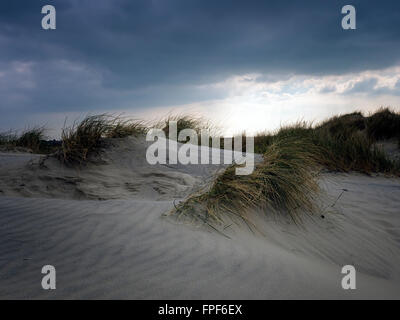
top-left (0, 127), bottom-right (47, 153)
top-left (106, 117), bottom-right (148, 139)
top-left (56, 114), bottom-right (147, 165)
top-left (172, 108), bottom-right (400, 226)
top-left (253, 112), bottom-right (400, 176)
top-left (173, 136), bottom-right (322, 225)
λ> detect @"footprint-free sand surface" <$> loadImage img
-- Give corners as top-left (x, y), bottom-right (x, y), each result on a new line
top-left (0, 137), bottom-right (399, 299)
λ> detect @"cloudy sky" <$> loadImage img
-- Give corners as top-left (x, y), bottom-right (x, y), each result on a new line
top-left (1, 0), bottom-right (400, 136)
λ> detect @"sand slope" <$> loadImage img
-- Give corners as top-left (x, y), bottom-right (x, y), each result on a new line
top-left (0, 137), bottom-right (399, 299)
top-left (0, 137), bottom-right (228, 200)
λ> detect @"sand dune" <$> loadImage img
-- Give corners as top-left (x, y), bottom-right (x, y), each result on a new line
top-left (0, 137), bottom-right (255, 200)
top-left (0, 137), bottom-right (399, 299)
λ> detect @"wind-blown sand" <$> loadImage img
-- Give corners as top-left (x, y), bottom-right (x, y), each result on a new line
top-left (0, 137), bottom-right (399, 299)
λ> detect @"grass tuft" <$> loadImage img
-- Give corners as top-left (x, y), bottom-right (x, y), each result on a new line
top-left (16, 127), bottom-right (46, 153)
top-left (57, 115), bottom-right (112, 165)
top-left (0, 130), bottom-right (18, 146)
top-left (366, 107), bottom-right (400, 141)
top-left (173, 108), bottom-right (400, 227)
top-left (175, 136), bottom-right (322, 224)
top-left (254, 112), bottom-right (400, 175)
top-left (0, 128), bottom-right (47, 153)
top-left (158, 114), bottom-right (217, 143)
top-left (106, 118), bottom-right (148, 138)
top-left (56, 114), bottom-right (148, 165)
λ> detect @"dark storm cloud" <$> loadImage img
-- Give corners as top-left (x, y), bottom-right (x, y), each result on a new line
top-left (1, 0), bottom-right (400, 115)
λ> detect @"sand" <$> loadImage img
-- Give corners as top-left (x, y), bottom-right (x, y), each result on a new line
top-left (0, 137), bottom-right (399, 299)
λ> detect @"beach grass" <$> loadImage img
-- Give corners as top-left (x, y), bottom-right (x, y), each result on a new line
top-left (1, 108), bottom-right (400, 224)
top-left (253, 110), bottom-right (400, 175)
top-left (366, 107), bottom-right (400, 141)
top-left (16, 127), bottom-right (46, 153)
top-left (174, 135), bottom-right (322, 224)
top-left (158, 114), bottom-right (218, 144)
top-left (0, 131), bottom-right (18, 146)
top-left (56, 114), bottom-right (147, 165)
top-left (173, 109), bottom-right (400, 225)
top-left (106, 118), bottom-right (148, 138)
top-left (57, 115), bottom-right (112, 165)
top-left (0, 127), bottom-right (49, 153)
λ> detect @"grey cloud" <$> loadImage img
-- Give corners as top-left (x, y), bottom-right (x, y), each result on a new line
top-left (342, 78), bottom-right (400, 96)
top-left (319, 85), bottom-right (337, 94)
top-left (1, 0), bottom-right (400, 125)
top-left (344, 78), bottom-right (379, 94)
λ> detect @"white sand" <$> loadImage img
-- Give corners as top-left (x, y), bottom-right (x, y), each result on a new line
top-left (0, 137), bottom-right (399, 299)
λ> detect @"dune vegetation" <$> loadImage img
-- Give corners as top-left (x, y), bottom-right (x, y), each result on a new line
top-left (56, 115), bottom-right (147, 165)
top-left (253, 108), bottom-right (400, 174)
top-left (173, 135), bottom-right (322, 225)
top-left (1, 109), bottom-right (400, 222)
top-left (159, 114), bottom-right (207, 136)
top-left (156, 114), bottom-right (219, 145)
top-left (0, 131), bottom-right (18, 147)
top-left (173, 108), bottom-right (400, 224)
top-left (0, 127), bottom-right (53, 154)
top-left (2, 108), bottom-right (399, 170)
top-left (106, 118), bottom-right (148, 139)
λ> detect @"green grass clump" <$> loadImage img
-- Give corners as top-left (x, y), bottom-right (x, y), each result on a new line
top-left (161, 115), bottom-right (203, 135)
top-left (57, 115), bottom-right (112, 165)
top-left (106, 118), bottom-right (148, 138)
top-left (252, 122), bottom-right (314, 154)
top-left (312, 110), bottom-right (399, 174)
top-left (173, 108), bottom-right (400, 227)
top-left (253, 111), bottom-right (400, 175)
top-left (253, 132), bottom-right (273, 154)
top-left (311, 125), bottom-right (394, 174)
top-left (0, 128), bottom-right (48, 153)
top-left (366, 107), bottom-right (400, 141)
top-left (0, 131), bottom-right (18, 146)
top-left (317, 112), bottom-right (365, 135)
top-left (175, 136), bottom-right (322, 224)
top-left (16, 127), bottom-right (46, 153)
top-left (56, 114), bottom-right (148, 165)
top-left (158, 114), bottom-right (216, 143)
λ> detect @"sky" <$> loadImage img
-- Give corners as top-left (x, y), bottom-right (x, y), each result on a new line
top-left (1, 0), bottom-right (400, 136)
